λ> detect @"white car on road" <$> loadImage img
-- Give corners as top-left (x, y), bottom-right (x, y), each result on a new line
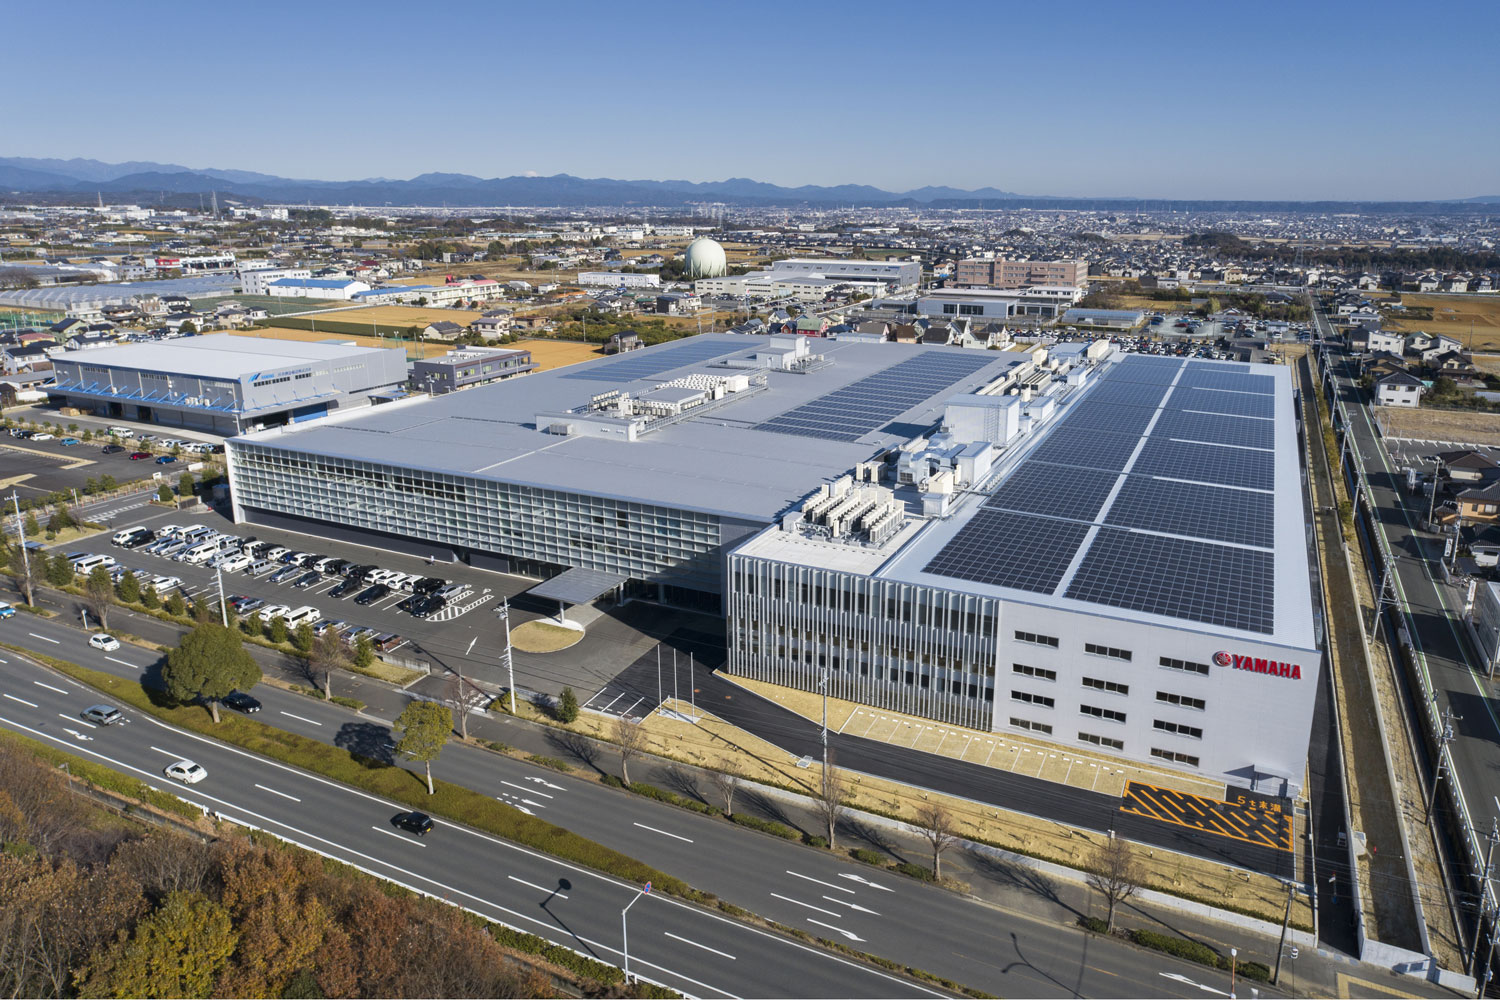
top-left (164, 760), bottom-right (206, 784)
top-left (89, 634), bottom-right (121, 651)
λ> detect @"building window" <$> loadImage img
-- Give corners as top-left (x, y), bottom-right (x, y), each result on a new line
top-left (1085, 643), bottom-right (1132, 661)
top-left (1152, 748), bottom-right (1200, 767)
top-left (1012, 691), bottom-right (1054, 708)
top-left (1015, 630), bottom-right (1059, 648)
top-left (1081, 704), bottom-right (1126, 723)
top-left (1079, 731), bottom-right (1124, 751)
top-left (1160, 656), bottom-right (1210, 676)
top-left (1013, 663), bottom-right (1056, 681)
top-left (1157, 691), bottom-right (1206, 711)
top-left (1011, 717), bottom-right (1053, 735)
top-left (942, 304), bottom-right (957, 315)
top-left (1153, 719), bottom-right (1203, 739)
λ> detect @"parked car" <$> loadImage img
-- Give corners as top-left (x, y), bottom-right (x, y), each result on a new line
top-left (221, 691), bottom-right (262, 714)
top-left (344, 564), bottom-right (377, 582)
top-left (374, 633), bottom-right (404, 652)
top-left (82, 705), bottom-right (124, 726)
top-left (154, 455), bottom-right (176, 465)
top-left (228, 595), bottom-right (263, 614)
top-left (296, 553), bottom-right (324, 569)
top-left (354, 584), bottom-right (390, 606)
top-left (314, 557), bottom-right (347, 575)
top-left (149, 575), bottom-right (182, 591)
top-left (313, 619), bottom-right (346, 637)
top-left (291, 571), bottom-right (321, 589)
top-left (258, 604), bottom-right (292, 623)
top-left (101, 444), bottom-right (125, 454)
top-left (341, 625), bottom-right (375, 646)
top-left (270, 565), bottom-right (302, 584)
top-left (60, 437), bottom-right (80, 446)
top-left (327, 578), bottom-right (360, 598)
top-left (31, 432), bottom-right (54, 441)
top-left (264, 546), bottom-right (290, 562)
top-left (392, 811), bottom-right (433, 836)
top-left (129, 451), bottom-right (151, 461)
top-left (164, 760), bottom-right (206, 784)
top-left (89, 634), bottom-right (121, 652)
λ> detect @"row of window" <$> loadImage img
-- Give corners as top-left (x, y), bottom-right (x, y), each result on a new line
top-left (1014, 670), bottom-right (1203, 711)
top-left (1006, 720), bottom-right (1199, 767)
top-left (1013, 693), bottom-right (1202, 738)
top-left (1014, 632), bottom-right (1216, 681)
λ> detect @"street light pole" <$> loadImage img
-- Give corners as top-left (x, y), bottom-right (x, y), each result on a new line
top-left (216, 564), bottom-right (228, 627)
top-left (1272, 880), bottom-right (1296, 985)
top-left (621, 881), bottom-right (651, 984)
top-left (10, 492), bottom-right (31, 603)
top-left (497, 598), bottom-right (516, 714)
top-left (1229, 946), bottom-right (1238, 998)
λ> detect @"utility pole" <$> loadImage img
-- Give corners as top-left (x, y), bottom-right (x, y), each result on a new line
top-left (456, 636), bottom-right (476, 740)
top-left (497, 598), bottom-right (516, 714)
top-left (689, 651), bottom-right (695, 721)
top-left (1429, 704), bottom-right (1461, 816)
top-left (9, 493), bottom-right (31, 603)
top-left (1427, 457), bottom-right (1445, 529)
top-left (820, 664), bottom-right (830, 776)
top-left (1272, 880), bottom-right (1296, 985)
top-left (1470, 819), bottom-right (1500, 980)
top-left (656, 643), bottom-right (662, 711)
top-left (216, 564), bottom-right (228, 627)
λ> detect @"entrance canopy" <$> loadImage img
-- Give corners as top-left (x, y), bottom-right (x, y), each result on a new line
top-left (528, 568), bottom-right (628, 606)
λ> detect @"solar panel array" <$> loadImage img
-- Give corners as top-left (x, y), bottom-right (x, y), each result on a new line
top-left (561, 339), bottom-right (745, 383)
top-left (754, 350), bottom-right (995, 442)
top-left (920, 353), bottom-right (1285, 635)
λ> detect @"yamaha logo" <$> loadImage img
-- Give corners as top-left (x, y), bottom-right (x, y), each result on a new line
top-left (1213, 651), bottom-right (1233, 667)
top-left (1216, 650), bottom-right (1302, 680)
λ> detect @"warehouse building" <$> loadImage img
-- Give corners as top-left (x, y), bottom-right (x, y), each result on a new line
top-left (49, 334), bottom-right (408, 434)
top-left (224, 334), bottom-right (1317, 793)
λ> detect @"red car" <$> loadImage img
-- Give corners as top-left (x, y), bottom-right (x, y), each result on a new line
top-left (128, 451), bottom-right (152, 460)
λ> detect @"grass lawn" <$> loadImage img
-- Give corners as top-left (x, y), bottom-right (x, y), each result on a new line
top-left (509, 620), bottom-right (584, 653)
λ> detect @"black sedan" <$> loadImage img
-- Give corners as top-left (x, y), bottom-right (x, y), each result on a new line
top-left (291, 571), bottom-right (321, 589)
top-left (392, 811), bottom-right (434, 836)
top-left (221, 691), bottom-right (262, 714)
top-left (328, 578), bottom-right (361, 598)
top-left (102, 444), bottom-right (125, 455)
top-left (354, 584), bottom-right (391, 606)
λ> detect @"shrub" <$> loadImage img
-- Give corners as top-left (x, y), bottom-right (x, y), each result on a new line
top-left (804, 835), bottom-right (829, 849)
top-left (728, 813), bottom-right (798, 840)
top-left (329, 695), bottom-right (364, 711)
top-left (601, 774), bottom-right (626, 789)
top-left (1237, 961), bottom-right (1271, 983)
top-left (628, 782), bottom-right (720, 816)
top-left (526, 754), bottom-right (572, 772)
top-left (1079, 916), bottom-right (1110, 934)
top-left (851, 848), bottom-right (886, 866)
top-left (164, 591), bottom-right (187, 617)
top-left (485, 740), bottom-right (513, 754)
top-left (556, 686), bottom-right (579, 723)
top-left (1128, 928), bottom-right (1221, 968)
top-left (267, 616), bottom-right (288, 644)
top-left (893, 861), bottom-right (937, 882)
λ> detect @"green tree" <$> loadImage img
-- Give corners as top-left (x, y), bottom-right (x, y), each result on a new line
top-left (46, 552), bottom-right (74, 586)
top-left (115, 570), bottom-right (141, 604)
top-left (85, 564), bottom-right (114, 630)
top-left (161, 624), bottom-right (260, 723)
top-left (241, 612), bottom-right (263, 638)
top-left (139, 585), bottom-right (160, 610)
top-left (291, 620), bottom-right (314, 654)
top-left (156, 482), bottom-right (174, 504)
top-left (394, 700), bottom-right (450, 795)
top-left (353, 634), bottom-right (375, 668)
top-left (176, 470), bottom-right (195, 497)
top-left (99, 474), bottom-right (117, 491)
top-left (22, 510), bottom-right (39, 539)
top-left (267, 615), bottom-right (288, 644)
top-left (556, 686), bottom-right (579, 724)
top-left (164, 591), bottom-right (187, 617)
top-left (77, 891), bottom-right (237, 999)
top-left (178, 320), bottom-right (197, 335)
top-left (308, 628), bottom-right (352, 698)
top-left (84, 477), bottom-right (101, 494)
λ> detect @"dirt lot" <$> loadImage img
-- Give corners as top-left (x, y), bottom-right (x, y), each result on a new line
top-left (335, 304), bottom-right (484, 327)
top-left (230, 326), bottom-right (453, 358)
top-left (517, 339), bottom-right (604, 370)
top-left (1375, 405), bottom-right (1500, 445)
top-left (1382, 293), bottom-right (1500, 349)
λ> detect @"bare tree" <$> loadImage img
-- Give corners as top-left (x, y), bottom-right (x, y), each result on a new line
top-left (914, 801), bottom-right (959, 879)
top-left (307, 628), bottom-right (351, 700)
top-left (613, 716), bottom-right (647, 787)
top-left (84, 567), bottom-right (114, 630)
top-left (1085, 834), bottom-right (1146, 932)
top-left (815, 763), bottom-right (848, 850)
top-left (710, 770), bottom-right (741, 816)
top-left (7, 548), bottom-right (41, 607)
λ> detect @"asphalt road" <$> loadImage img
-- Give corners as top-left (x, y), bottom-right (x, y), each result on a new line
top-left (0, 612), bottom-right (1300, 1000)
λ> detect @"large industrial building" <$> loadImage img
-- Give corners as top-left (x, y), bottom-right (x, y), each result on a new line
top-left (224, 333), bottom-right (1317, 793)
top-left (955, 257), bottom-right (1088, 290)
top-left (49, 334), bottom-right (408, 434)
top-left (696, 257), bottom-right (921, 300)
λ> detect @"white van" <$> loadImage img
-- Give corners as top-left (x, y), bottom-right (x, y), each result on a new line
top-left (112, 526), bottom-right (149, 546)
top-left (182, 543), bottom-right (219, 565)
top-left (247, 559), bottom-right (276, 577)
top-left (180, 525), bottom-right (211, 543)
top-left (284, 606), bottom-right (322, 627)
top-left (72, 554), bottom-right (116, 574)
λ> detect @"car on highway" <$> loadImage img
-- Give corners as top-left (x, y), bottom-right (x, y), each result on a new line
top-left (221, 691), bottom-right (262, 714)
top-left (88, 633), bottom-right (121, 652)
top-left (129, 451), bottom-right (152, 461)
top-left (0, 602), bottom-right (15, 619)
top-left (82, 705), bottom-right (125, 726)
top-left (258, 604), bottom-right (292, 623)
top-left (154, 455), bottom-right (176, 465)
top-left (60, 437), bottom-right (80, 446)
top-left (150, 575), bottom-right (182, 591)
top-left (101, 444), bottom-right (125, 455)
top-left (291, 570), bottom-right (321, 588)
top-left (354, 584), bottom-right (390, 606)
top-left (327, 577), bottom-right (361, 598)
top-left (164, 760), bottom-right (206, 784)
top-left (392, 811), bottom-right (434, 836)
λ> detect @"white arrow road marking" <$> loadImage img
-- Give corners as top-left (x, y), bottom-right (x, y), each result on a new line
top-left (496, 795), bottom-right (534, 816)
top-left (523, 776), bottom-right (565, 790)
top-left (770, 893), bottom-right (839, 918)
top-left (62, 728), bottom-right (93, 742)
top-left (787, 870), bottom-right (854, 893)
top-left (822, 895), bottom-right (880, 915)
top-left (1158, 972), bottom-right (1230, 996)
top-left (807, 919), bottom-right (864, 942)
top-left (508, 875), bottom-right (568, 899)
top-left (501, 779), bottom-right (552, 798)
top-left (838, 872), bottom-right (894, 891)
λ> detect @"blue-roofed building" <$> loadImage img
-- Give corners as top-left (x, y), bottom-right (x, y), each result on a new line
top-left (265, 278), bottom-right (372, 300)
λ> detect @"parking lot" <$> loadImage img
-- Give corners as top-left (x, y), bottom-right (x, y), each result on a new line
top-left (0, 430), bottom-right (210, 502)
top-left (69, 502), bottom-right (702, 701)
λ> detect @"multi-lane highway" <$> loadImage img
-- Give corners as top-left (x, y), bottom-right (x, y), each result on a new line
top-left (0, 610), bottom-right (1312, 999)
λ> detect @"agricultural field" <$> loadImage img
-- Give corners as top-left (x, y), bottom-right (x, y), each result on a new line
top-left (335, 304), bottom-right (484, 327)
top-left (1381, 293), bottom-right (1500, 350)
top-left (231, 325), bottom-right (603, 371)
top-left (1376, 405), bottom-right (1500, 447)
top-left (516, 339), bottom-right (606, 371)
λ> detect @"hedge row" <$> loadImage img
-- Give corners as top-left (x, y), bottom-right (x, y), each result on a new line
top-left (1128, 928), bottom-right (1271, 982)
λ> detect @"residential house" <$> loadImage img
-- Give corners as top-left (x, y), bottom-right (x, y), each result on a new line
top-left (49, 318), bottom-right (88, 340)
top-left (606, 331), bottom-right (642, 354)
top-left (1374, 370), bottom-right (1424, 407)
top-left (1457, 482), bottom-right (1500, 523)
top-left (1366, 329), bottom-right (1404, 354)
top-left (470, 309), bottom-right (514, 340)
top-left (1436, 450), bottom-right (1498, 484)
top-left (422, 321), bottom-right (467, 342)
top-left (1416, 274), bottom-right (1441, 292)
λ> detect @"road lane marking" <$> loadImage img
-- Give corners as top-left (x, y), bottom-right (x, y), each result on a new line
top-left (1159, 971), bottom-right (1230, 996)
top-left (508, 875), bottom-right (568, 899)
top-left (106, 656), bottom-right (140, 669)
top-left (807, 918), bottom-right (864, 942)
top-left (786, 871), bottom-right (854, 893)
top-left (28, 632), bottom-right (60, 644)
top-left (634, 822), bottom-right (692, 843)
top-left (501, 779), bottom-right (552, 798)
top-left (770, 893), bottom-right (839, 917)
top-left (254, 783), bottom-right (301, 802)
top-left (33, 681), bottom-right (69, 695)
top-left (280, 711), bottom-right (322, 726)
top-left (371, 825), bottom-right (426, 847)
top-left (665, 931), bottom-right (736, 960)
top-left (836, 872), bottom-right (893, 891)
top-left (148, 745), bottom-right (182, 757)
top-left (821, 895), bottom-right (880, 915)
top-left (64, 714), bottom-right (98, 728)
top-left (3, 693), bottom-right (38, 707)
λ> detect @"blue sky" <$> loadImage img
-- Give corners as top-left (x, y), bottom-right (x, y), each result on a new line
top-left (7, 0), bottom-right (1497, 199)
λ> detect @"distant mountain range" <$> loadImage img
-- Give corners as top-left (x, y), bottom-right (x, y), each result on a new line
top-left (1, 156), bottom-right (1496, 211)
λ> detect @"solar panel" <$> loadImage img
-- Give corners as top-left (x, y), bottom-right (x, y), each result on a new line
top-left (985, 462), bottom-right (1120, 521)
top-left (1132, 437), bottom-right (1275, 490)
top-left (1106, 357), bottom-right (1183, 384)
top-left (923, 509), bottom-right (1092, 594)
top-left (561, 339), bottom-right (745, 383)
top-left (1061, 400), bottom-right (1157, 437)
top-left (1151, 408), bottom-right (1274, 450)
top-left (1028, 426), bottom-right (1141, 472)
top-left (755, 350), bottom-right (996, 442)
top-left (1085, 380), bottom-right (1171, 409)
top-left (1178, 369), bottom-right (1275, 395)
top-left (1106, 476), bottom-right (1274, 548)
top-left (1065, 528), bottom-right (1274, 634)
top-left (1165, 386), bottom-right (1274, 419)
